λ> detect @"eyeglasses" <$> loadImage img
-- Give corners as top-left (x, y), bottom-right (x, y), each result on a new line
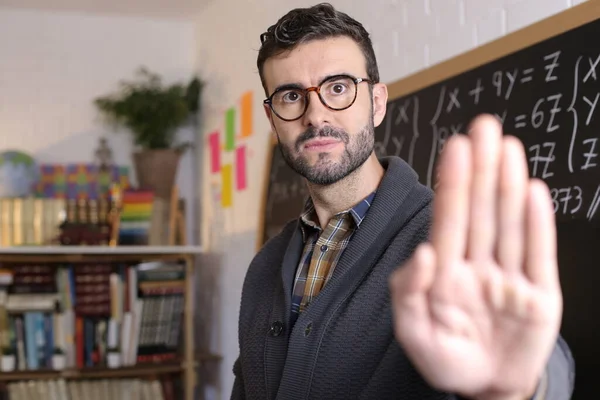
top-left (264, 74), bottom-right (372, 122)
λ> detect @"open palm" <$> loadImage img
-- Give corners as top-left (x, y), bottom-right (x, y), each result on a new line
top-left (389, 115), bottom-right (563, 400)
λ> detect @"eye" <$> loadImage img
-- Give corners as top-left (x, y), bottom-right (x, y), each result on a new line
top-left (281, 90), bottom-right (302, 103)
top-left (331, 83), bottom-right (347, 94)
top-left (324, 79), bottom-right (351, 96)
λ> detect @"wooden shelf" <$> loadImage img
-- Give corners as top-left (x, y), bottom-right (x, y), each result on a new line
top-left (0, 353), bottom-right (222, 381)
top-left (0, 362), bottom-right (184, 381)
top-left (0, 245), bottom-right (204, 255)
top-left (0, 245), bottom-right (204, 263)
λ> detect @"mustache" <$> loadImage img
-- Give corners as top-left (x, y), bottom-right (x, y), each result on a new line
top-left (295, 126), bottom-right (350, 151)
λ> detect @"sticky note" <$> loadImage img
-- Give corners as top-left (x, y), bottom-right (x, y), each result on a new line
top-left (240, 91), bottom-right (253, 138)
top-left (235, 145), bottom-right (247, 191)
top-left (225, 107), bottom-right (236, 151)
top-left (221, 164), bottom-right (233, 208)
top-left (208, 131), bottom-right (221, 173)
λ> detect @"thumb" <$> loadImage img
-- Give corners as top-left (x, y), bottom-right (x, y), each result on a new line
top-left (389, 243), bottom-right (437, 346)
top-left (390, 242), bottom-right (437, 297)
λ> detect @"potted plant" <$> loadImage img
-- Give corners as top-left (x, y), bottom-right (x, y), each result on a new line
top-left (94, 67), bottom-right (202, 199)
top-left (106, 346), bottom-right (121, 369)
top-left (52, 347), bottom-right (66, 370)
top-left (1, 346), bottom-right (15, 372)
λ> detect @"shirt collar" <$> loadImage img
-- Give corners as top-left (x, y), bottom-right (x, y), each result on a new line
top-left (299, 191), bottom-right (376, 241)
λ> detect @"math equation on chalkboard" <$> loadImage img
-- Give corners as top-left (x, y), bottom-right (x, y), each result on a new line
top-left (374, 20), bottom-right (600, 223)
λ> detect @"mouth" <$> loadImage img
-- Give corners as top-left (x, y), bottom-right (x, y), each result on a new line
top-left (302, 138), bottom-right (342, 152)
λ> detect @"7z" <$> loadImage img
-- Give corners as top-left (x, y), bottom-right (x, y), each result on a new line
top-left (550, 186), bottom-right (583, 215)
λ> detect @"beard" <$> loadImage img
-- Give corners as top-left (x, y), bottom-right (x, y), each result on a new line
top-left (277, 116), bottom-right (375, 186)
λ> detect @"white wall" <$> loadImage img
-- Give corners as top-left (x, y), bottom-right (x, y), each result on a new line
top-left (0, 7), bottom-right (199, 240)
top-left (194, 0), bottom-right (587, 398)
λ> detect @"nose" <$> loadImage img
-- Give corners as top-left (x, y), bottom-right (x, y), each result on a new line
top-left (302, 90), bottom-right (329, 127)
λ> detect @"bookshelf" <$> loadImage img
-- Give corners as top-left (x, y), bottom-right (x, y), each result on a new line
top-left (0, 361), bottom-right (183, 381)
top-left (0, 246), bottom-right (204, 255)
top-left (0, 245), bottom-right (213, 400)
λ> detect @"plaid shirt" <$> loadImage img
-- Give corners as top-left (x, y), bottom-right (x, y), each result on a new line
top-left (290, 191), bottom-right (376, 326)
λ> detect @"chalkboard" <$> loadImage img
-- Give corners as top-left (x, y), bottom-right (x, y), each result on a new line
top-left (375, 5), bottom-right (600, 397)
top-left (257, 3), bottom-right (600, 396)
top-left (258, 141), bottom-right (310, 246)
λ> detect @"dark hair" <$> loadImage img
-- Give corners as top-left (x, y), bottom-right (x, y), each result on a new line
top-left (257, 3), bottom-right (379, 96)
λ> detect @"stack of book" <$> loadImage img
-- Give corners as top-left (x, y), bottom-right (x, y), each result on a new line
top-left (2, 376), bottom-right (179, 400)
top-left (0, 261), bottom-right (184, 370)
top-left (0, 198), bottom-right (66, 247)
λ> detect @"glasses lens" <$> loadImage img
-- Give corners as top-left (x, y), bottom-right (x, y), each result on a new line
top-left (272, 89), bottom-right (306, 120)
top-left (320, 76), bottom-right (357, 110)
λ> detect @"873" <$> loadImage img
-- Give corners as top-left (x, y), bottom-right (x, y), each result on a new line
top-left (549, 186), bottom-right (583, 215)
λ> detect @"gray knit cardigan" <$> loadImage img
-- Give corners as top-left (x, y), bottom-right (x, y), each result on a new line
top-left (231, 156), bottom-right (575, 400)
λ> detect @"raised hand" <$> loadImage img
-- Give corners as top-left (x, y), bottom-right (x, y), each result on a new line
top-left (389, 114), bottom-right (563, 400)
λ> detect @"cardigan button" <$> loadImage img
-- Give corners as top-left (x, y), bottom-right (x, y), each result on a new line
top-left (270, 321), bottom-right (284, 337)
top-left (304, 322), bottom-right (312, 337)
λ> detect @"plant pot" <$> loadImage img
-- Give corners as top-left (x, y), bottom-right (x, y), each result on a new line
top-left (107, 352), bottom-right (121, 369)
top-left (1, 355), bottom-right (15, 372)
top-left (52, 354), bottom-right (66, 370)
top-left (132, 149), bottom-right (181, 199)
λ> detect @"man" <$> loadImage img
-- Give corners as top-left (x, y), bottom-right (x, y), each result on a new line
top-left (232, 3), bottom-right (575, 399)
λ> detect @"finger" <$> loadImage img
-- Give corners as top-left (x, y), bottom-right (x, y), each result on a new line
top-left (525, 179), bottom-right (559, 290)
top-left (390, 243), bottom-right (436, 346)
top-left (431, 134), bottom-right (472, 263)
top-left (466, 114), bottom-right (503, 261)
top-left (496, 136), bottom-right (528, 274)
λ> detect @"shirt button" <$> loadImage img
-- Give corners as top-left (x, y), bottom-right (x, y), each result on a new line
top-left (269, 321), bottom-right (284, 337)
top-left (320, 244), bottom-right (328, 252)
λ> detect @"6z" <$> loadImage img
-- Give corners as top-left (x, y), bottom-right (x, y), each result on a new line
top-left (550, 186), bottom-right (583, 215)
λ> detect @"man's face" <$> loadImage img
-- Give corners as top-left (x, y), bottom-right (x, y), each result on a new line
top-left (262, 36), bottom-right (388, 185)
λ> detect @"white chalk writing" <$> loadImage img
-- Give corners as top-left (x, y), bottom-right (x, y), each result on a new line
top-left (581, 138), bottom-right (598, 170)
top-left (584, 54), bottom-right (600, 83)
top-left (529, 142), bottom-right (556, 178)
top-left (583, 93), bottom-right (599, 125)
top-left (469, 78), bottom-right (484, 104)
top-left (550, 186), bottom-right (583, 215)
top-left (544, 50), bottom-right (561, 82)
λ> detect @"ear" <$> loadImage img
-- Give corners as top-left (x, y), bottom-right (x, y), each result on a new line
top-left (371, 83), bottom-right (388, 128)
top-left (263, 102), bottom-right (272, 120)
top-left (263, 103), bottom-right (278, 140)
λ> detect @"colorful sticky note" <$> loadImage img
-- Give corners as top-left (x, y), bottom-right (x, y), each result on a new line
top-left (221, 164), bottom-right (233, 208)
top-left (208, 131), bottom-right (221, 173)
top-left (235, 145), bottom-right (247, 191)
top-left (240, 91), bottom-right (253, 138)
top-left (225, 107), bottom-right (236, 151)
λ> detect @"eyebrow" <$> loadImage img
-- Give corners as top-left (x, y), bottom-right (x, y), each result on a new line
top-left (272, 82), bottom-right (304, 94)
top-left (271, 73), bottom-right (355, 94)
